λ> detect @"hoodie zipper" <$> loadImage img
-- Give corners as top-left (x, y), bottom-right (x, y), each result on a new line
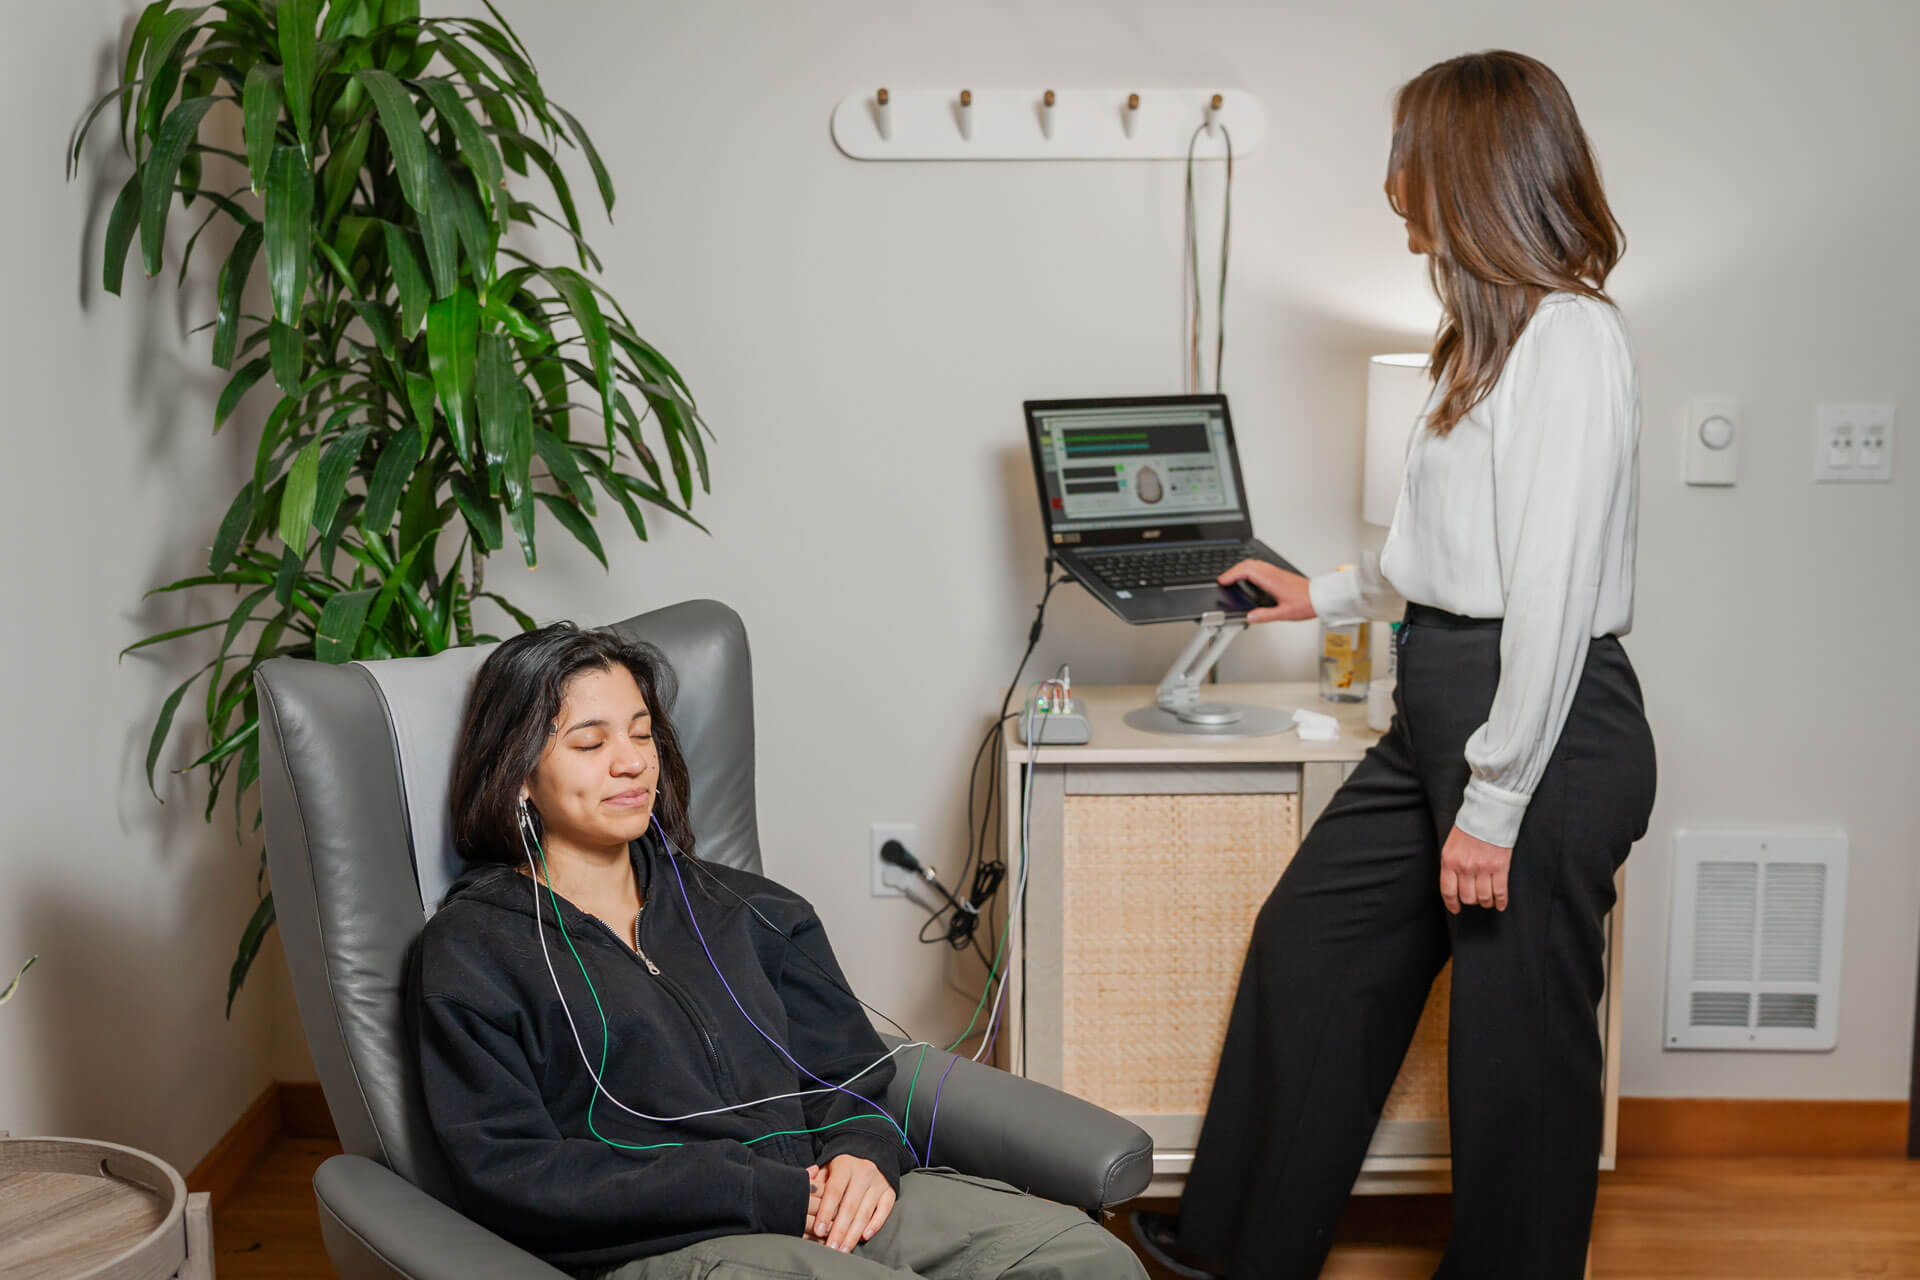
top-left (593, 905), bottom-right (728, 1090)
top-left (631, 911), bottom-right (661, 975)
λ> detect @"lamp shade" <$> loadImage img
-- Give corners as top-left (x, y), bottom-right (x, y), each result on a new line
top-left (1364, 353), bottom-right (1432, 527)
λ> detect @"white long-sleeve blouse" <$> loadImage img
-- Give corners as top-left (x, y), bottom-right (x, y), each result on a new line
top-left (1308, 291), bottom-right (1642, 848)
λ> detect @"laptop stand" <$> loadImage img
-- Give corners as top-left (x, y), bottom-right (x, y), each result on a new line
top-left (1121, 611), bottom-right (1295, 737)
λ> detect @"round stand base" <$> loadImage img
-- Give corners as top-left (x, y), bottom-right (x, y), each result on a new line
top-left (1123, 703), bottom-right (1296, 738)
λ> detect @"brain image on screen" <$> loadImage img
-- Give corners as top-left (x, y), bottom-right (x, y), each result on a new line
top-left (1137, 465), bottom-right (1164, 503)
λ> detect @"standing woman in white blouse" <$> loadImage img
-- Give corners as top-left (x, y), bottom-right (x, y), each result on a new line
top-left (1131, 51), bottom-right (1657, 1280)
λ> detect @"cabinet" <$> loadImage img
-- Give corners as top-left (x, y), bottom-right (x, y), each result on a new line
top-left (999, 682), bottom-right (1624, 1198)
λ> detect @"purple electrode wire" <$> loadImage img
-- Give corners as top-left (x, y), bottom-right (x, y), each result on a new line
top-left (655, 818), bottom-right (923, 1167)
top-left (923, 963), bottom-right (1013, 1166)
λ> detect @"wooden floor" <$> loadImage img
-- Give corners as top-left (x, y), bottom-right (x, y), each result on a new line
top-left (215, 1139), bottom-right (1920, 1278)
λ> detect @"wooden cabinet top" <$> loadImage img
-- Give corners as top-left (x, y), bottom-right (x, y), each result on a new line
top-left (1003, 681), bottom-right (1383, 766)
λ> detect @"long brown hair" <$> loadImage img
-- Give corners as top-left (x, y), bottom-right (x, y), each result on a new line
top-left (1387, 51), bottom-right (1625, 436)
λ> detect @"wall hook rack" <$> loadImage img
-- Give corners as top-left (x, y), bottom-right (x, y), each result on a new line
top-left (834, 87), bottom-right (1265, 161)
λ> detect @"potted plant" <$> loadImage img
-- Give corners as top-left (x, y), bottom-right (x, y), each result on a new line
top-left (71, 0), bottom-right (710, 1013)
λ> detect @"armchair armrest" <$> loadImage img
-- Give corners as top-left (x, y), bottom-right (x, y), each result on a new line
top-left (314, 1153), bottom-right (572, 1280)
top-left (881, 1037), bottom-right (1153, 1212)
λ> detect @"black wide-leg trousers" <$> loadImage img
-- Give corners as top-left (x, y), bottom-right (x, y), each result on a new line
top-left (1178, 605), bottom-right (1657, 1280)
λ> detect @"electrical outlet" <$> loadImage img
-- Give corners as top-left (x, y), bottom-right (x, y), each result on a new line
top-left (1816, 403), bottom-right (1896, 482)
top-left (870, 823), bottom-right (917, 897)
top-left (1856, 405), bottom-right (1896, 480)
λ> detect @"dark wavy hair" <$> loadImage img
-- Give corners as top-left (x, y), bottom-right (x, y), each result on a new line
top-left (1386, 50), bottom-right (1625, 436)
top-left (449, 622), bottom-right (696, 868)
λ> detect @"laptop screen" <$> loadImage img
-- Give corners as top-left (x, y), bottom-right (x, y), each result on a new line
top-left (1026, 396), bottom-right (1251, 547)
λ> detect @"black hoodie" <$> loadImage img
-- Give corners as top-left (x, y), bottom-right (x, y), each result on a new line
top-left (408, 828), bottom-right (906, 1275)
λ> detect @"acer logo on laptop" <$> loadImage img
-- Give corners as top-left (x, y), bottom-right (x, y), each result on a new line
top-left (1141, 529), bottom-right (1162, 539)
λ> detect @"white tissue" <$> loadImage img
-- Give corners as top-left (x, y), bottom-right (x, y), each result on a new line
top-left (1292, 708), bottom-right (1340, 741)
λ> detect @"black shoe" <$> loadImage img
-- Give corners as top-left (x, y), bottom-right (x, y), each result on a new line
top-left (1128, 1209), bottom-right (1226, 1279)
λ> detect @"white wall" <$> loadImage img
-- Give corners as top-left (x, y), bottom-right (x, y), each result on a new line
top-left (0, 4), bottom-right (282, 1164)
top-left (4, 0), bottom-right (1914, 1173)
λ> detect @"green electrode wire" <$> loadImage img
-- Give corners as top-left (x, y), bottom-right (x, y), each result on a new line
top-left (531, 835), bottom-right (894, 1154)
top-left (527, 779), bottom-right (1036, 1159)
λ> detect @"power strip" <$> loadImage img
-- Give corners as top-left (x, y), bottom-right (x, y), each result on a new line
top-left (1015, 696), bottom-right (1091, 744)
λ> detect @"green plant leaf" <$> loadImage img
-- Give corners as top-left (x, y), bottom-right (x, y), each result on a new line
top-left (580, 452), bottom-right (649, 543)
top-left (555, 104), bottom-right (614, 217)
top-left (403, 368), bottom-right (436, 450)
top-left (137, 6), bottom-right (210, 146)
top-left (416, 77), bottom-right (504, 219)
top-left (478, 589), bottom-right (535, 632)
top-left (206, 583), bottom-right (274, 724)
top-left (278, 438), bottom-right (321, 553)
top-left (474, 331), bottom-right (515, 496)
top-left (271, 544), bottom-right (302, 606)
top-left (315, 587), bottom-right (377, 663)
top-left (241, 62), bottom-right (282, 192)
top-left (532, 429), bottom-right (594, 513)
top-left (215, 356), bottom-right (273, 429)
top-left (349, 300), bottom-right (395, 358)
top-left (355, 71), bottom-right (448, 281)
top-left (145, 659), bottom-right (217, 798)
top-left (102, 170), bottom-right (143, 296)
top-left (139, 95), bottom-right (218, 278)
top-left (0, 954), bottom-right (36, 1006)
top-left (450, 474), bottom-right (502, 551)
top-left (310, 427), bottom-right (368, 543)
top-left (186, 717), bottom-right (258, 770)
top-left (209, 480), bottom-right (256, 573)
top-left (210, 224), bottom-right (263, 369)
top-left (417, 159), bottom-right (461, 299)
top-left (549, 267), bottom-right (614, 443)
top-left (363, 541), bottom-right (423, 633)
top-left (225, 890), bottom-right (275, 1018)
top-left (119, 617), bottom-right (229, 660)
top-left (118, 2), bottom-right (171, 155)
top-left (506, 384), bottom-right (534, 511)
top-left (396, 460), bottom-right (441, 561)
top-left (535, 492), bottom-right (605, 569)
top-left (269, 317), bottom-right (302, 395)
top-left (361, 429), bottom-right (421, 539)
top-left (443, 163), bottom-right (494, 290)
top-left (506, 481), bottom-right (535, 566)
top-left (381, 222), bottom-right (427, 338)
top-left (264, 144), bottom-right (313, 324)
top-left (484, 287), bottom-right (551, 349)
top-left (70, 81), bottom-right (136, 179)
top-left (319, 116), bottom-right (373, 229)
top-left (277, 0), bottom-right (318, 155)
top-left (425, 287), bottom-right (478, 465)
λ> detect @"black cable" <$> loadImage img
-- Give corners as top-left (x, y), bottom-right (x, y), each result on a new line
top-left (915, 563), bottom-right (1065, 961)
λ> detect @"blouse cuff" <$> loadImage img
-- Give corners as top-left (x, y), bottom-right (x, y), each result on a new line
top-left (1307, 569), bottom-right (1365, 626)
top-left (1455, 778), bottom-right (1530, 849)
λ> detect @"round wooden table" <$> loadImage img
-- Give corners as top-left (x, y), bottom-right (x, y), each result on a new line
top-left (0, 1135), bottom-right (213, 1279)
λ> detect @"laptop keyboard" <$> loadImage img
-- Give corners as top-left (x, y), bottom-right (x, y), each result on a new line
top-left (1080, 544), bottom-right (1258, 591)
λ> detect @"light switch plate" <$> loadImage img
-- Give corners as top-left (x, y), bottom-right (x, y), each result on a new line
top-left (1816, 403), bottom-right (1896, 483)
top-left (1684, 397), bottom-right (1739, 486)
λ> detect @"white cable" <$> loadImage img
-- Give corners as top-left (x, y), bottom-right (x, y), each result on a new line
top-left (971, 681), bottom-right (1042, 1062)
top-left (520, 821), bottom-right (935, 1124)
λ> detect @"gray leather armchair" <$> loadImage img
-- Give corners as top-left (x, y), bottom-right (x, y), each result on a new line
top-left (256, 598), bottom-right (1152, 1279)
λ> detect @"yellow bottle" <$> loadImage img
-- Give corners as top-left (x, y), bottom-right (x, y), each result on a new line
top-left (1318, 565), bottom-right (1372, 703)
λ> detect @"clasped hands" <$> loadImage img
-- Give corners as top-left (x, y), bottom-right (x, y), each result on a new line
top-left (804, 1154), bottom-right (895, 1253)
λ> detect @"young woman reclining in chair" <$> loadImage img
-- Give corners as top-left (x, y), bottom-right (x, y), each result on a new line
top-left (409, 622), bottom-right (1146, 1280)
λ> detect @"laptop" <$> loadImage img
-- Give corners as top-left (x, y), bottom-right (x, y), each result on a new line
top-left (1024, 394), bottom-right (1304, 624)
